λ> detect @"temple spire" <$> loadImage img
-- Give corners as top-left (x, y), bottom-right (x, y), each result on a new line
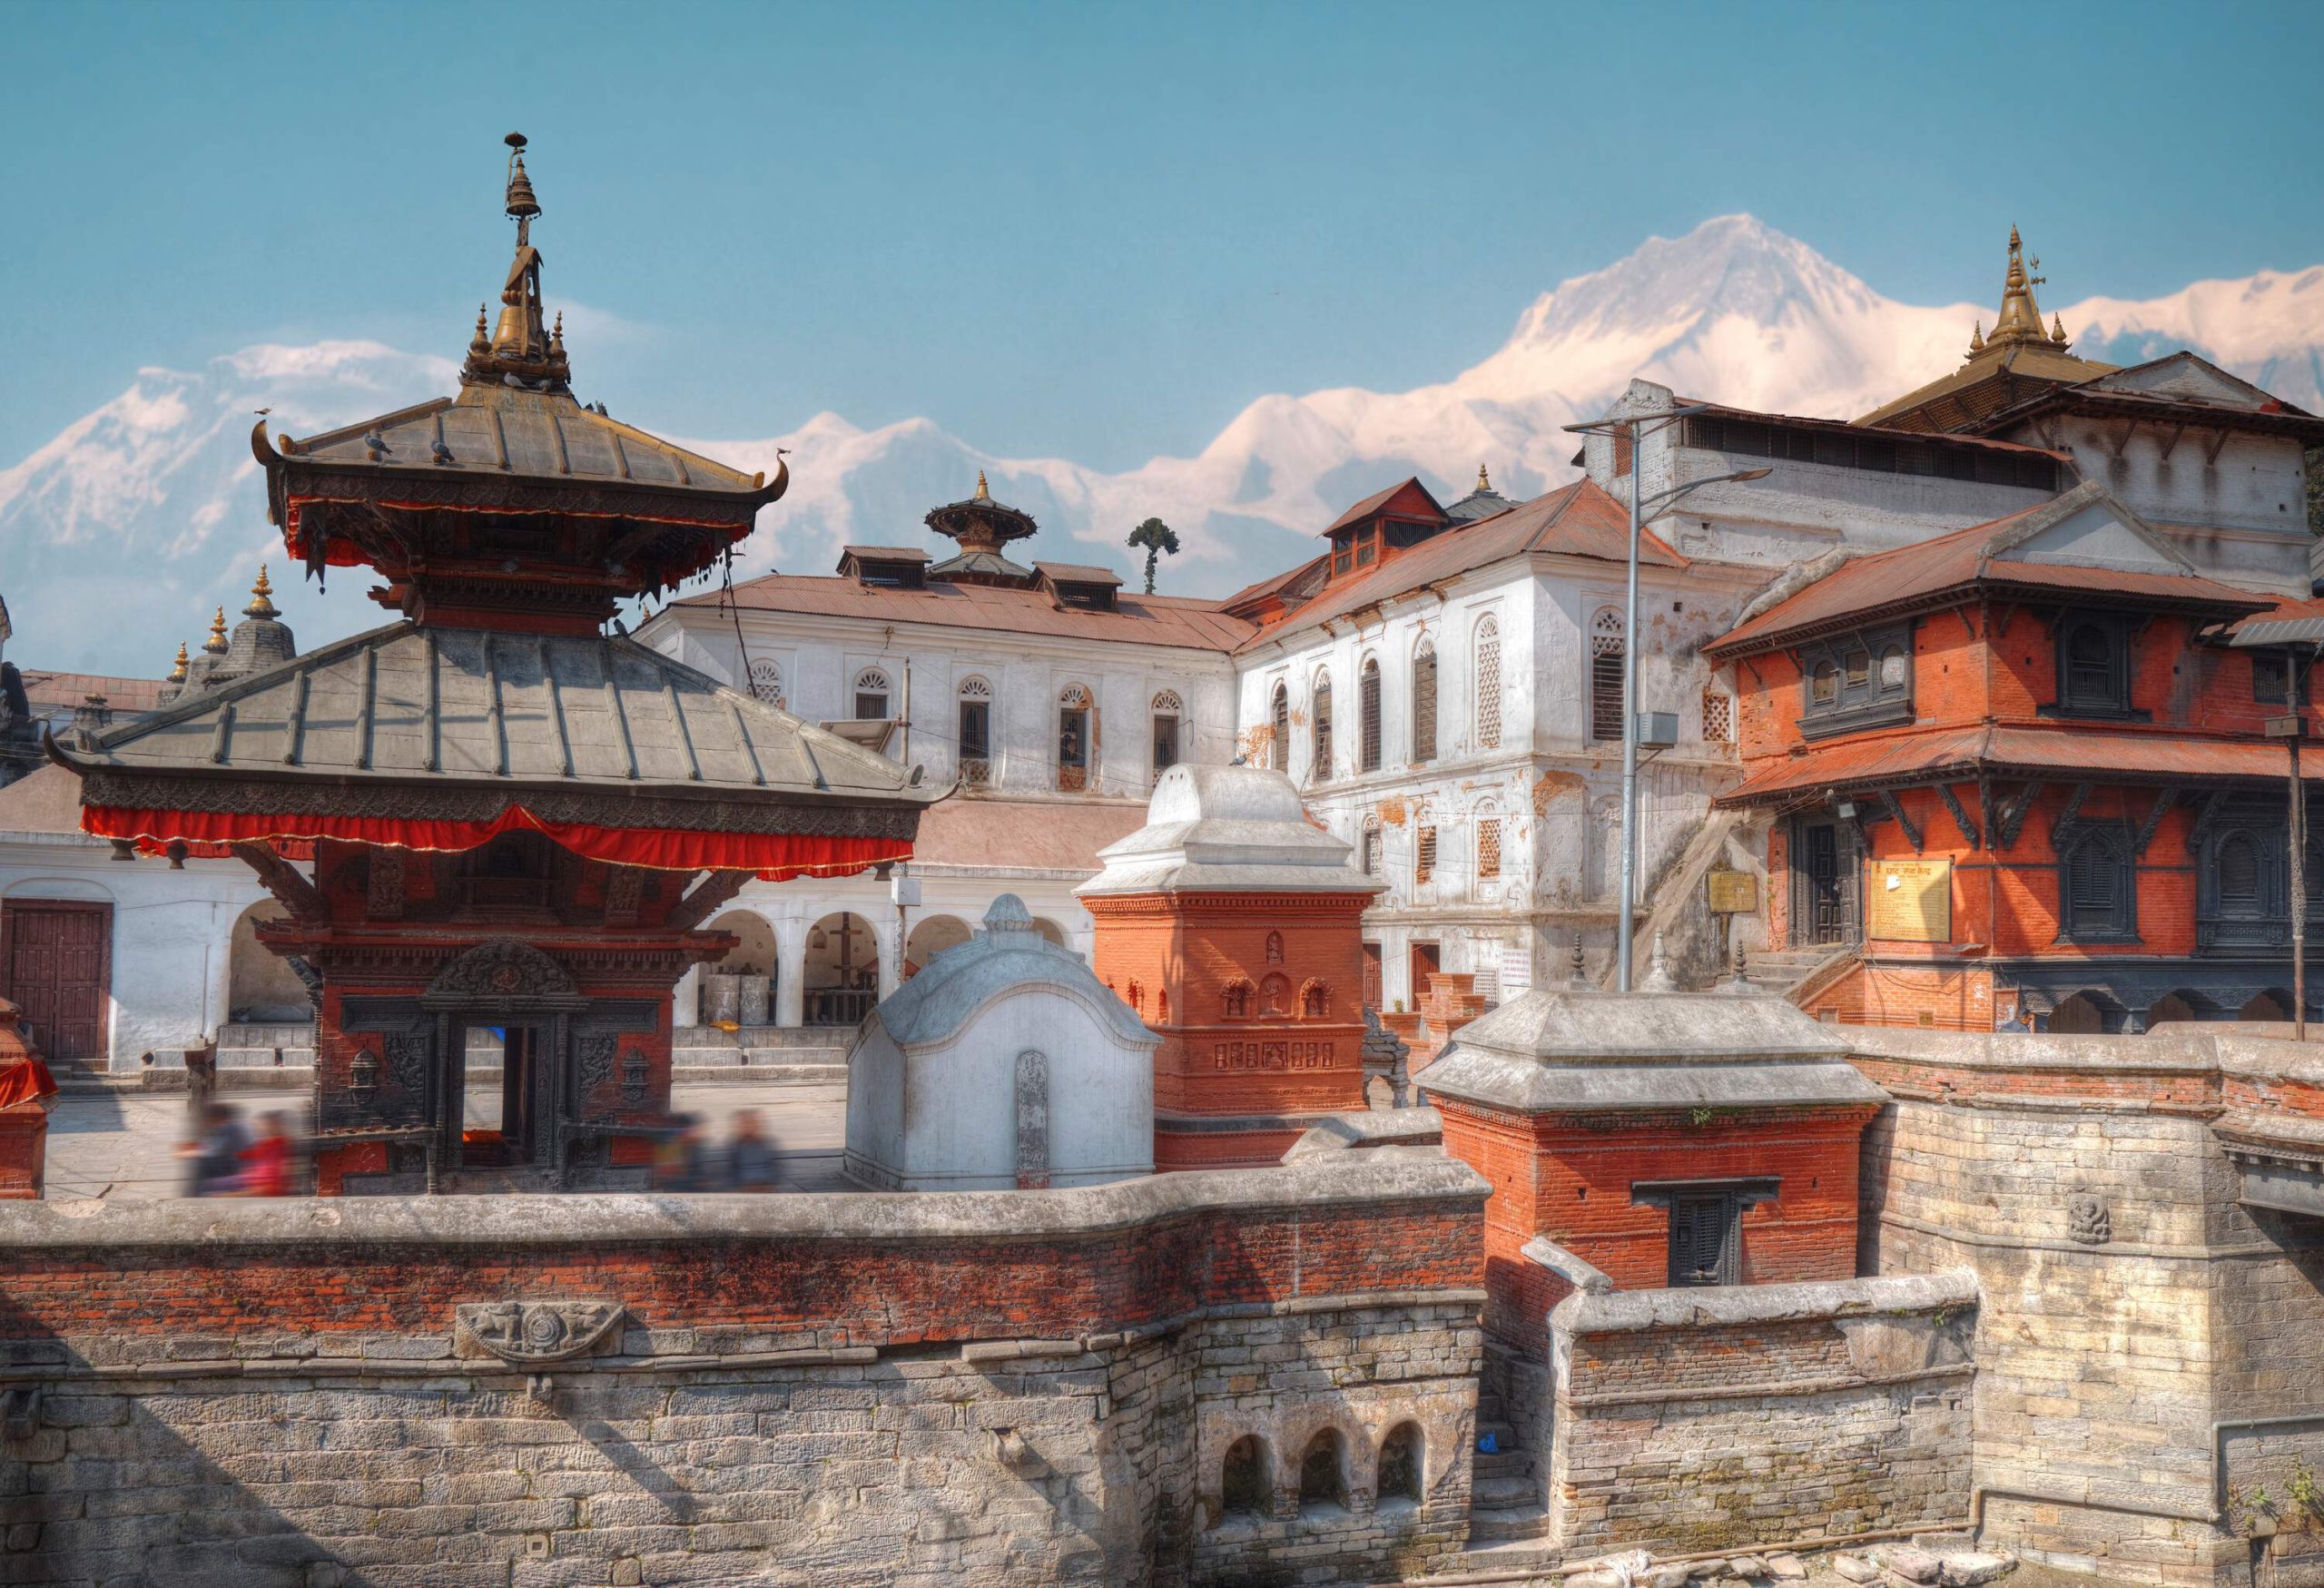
top-left (167, 643), bottom-right (188, 686)
top-left (463, 133), bottom-right (569, 391)
top-left (1476, 463), bottom-right (1492, 492)
top-left (243, 566), bottom-right (278, 621)
top-left (1980, 223), bottom-right (2065, 353)
top-left (973, 469), bottom-right (991, 501)
top-left (202, 607), bottom-right (228, 656)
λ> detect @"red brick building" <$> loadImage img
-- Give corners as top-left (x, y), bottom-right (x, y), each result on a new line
top-left (1421, 982), bottom-right (1881, 1338)
top-left (1708, 481), bottom-right (2324, 1032)
top-left (1079, 763), bottom-right (1382, 1169)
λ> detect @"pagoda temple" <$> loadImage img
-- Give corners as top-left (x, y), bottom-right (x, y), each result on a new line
top-left (48, 134), bottom-right (941, 1192)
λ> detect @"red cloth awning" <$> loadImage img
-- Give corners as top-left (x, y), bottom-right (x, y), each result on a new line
top-left (82, 802), bottom-right (907, 883)
top-left (0, 1056), bottom-right (56, 1112)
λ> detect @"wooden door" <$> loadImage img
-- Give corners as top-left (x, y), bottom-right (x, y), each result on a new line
top-left (1361, 943), bottom-right (1384, 1012)
top-left (1669, 1193), bottom-right (1740, 1287)
top-left (1, 901), bottom-right (111, 1061)
top-left (1409, 942), bottom-right (1441, 1008)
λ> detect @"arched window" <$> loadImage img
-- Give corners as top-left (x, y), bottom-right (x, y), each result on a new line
top-left (1259, 972), bottom-right (1291, 1017)
top-left (1297, 1429), bottom-right (1349, 1512)
top-left (1311, 671), bottom-right (1334, 780)
top-left (1221, 980), bottom-right (1252, 1020)
top-left (1475, 615), bottom-right (1503, 749)
top-left (1358, 656), bottom-right (1383, 773)
top-left (1411, 638), bottom-right (1438, 764)
top-left (1265, 932), bottom-right (1285, 965)
top-left (1151, 688), bottom-right (1182, 788)
top-left (1475, 801), bottom-right (1502, 882)
top-left (957, 676), bottom-right (992, 787)
top-left (1058, 684), bottom-right (1092, 792)
top-left (1300, 980), bottom-right (1330, 1019)
top-left (1589, 609), bottom-right (1623, 742)
top-left (853, 667), bottom-right (891, 721)
top-left (1376, 1422), bottom-right (1423, 1505)
top-left (2058, 615), bottom-right (2131, 715)
top-left (1269, 682), bottom-right (1289, 772)
top-left (1808, 658), bottom-right (1839, 706)
top-left (1220, 1435), bottom-right (1270, 1521)
top-left (1361, 814), bottom-right (1383, 877)
top-left (746, 657), bottom-right (785, 709)
top-left (2219, 833), bottom-right (2261, 912)
top-left (1877, 646), bottom-right (1909, 695)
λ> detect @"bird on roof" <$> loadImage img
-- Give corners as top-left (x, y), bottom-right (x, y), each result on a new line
top-left (362, 432), bottom-right (391, 454)
top-left (431, 439), bottom-right (455, 465)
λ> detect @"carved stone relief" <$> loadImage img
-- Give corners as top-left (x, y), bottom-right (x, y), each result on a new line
top-left (2065, 1193), bottom-right (2112, 1246)
top-left (455, 1300), bottom-right (625, 1364)
top-left (1015, 1049), bottom-right (1050, 1191)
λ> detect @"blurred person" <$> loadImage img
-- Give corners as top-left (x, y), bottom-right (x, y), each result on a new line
top-left (181, 1101), bottom-right (247, 1197)
top-left (725, 1110), bottom-right (776, 1192)
top-left (236, 1112), bottom-right (296, 1197)
top-left (653, 1113), bottom-right (707, 1191)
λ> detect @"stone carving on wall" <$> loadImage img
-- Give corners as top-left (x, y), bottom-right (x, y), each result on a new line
top-left (2065, 1193), bottom-right (2112, 1246)
top-left (576, 1032), bottom-right (617, 1098)
top-left (455, 1300), bottom-right (625, 1363)
top-left (1015, 1049), bottom-right (1050, 1190)
top-left (367, 848), bottom-right (407, 920)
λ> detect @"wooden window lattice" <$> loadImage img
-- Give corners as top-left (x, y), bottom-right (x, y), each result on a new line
top-left (1701, 690), bottom-right (1733, 745)
top-left (1358, 658), bottom-right (1382, 773)
top-left (1312, 674), bottom-right (1334, 780)
top-left (1416, 824), bottom-right (1437, 884)
top-left (1270, 684), bottom-right (1289, 772)
top-left (746, 657), bottom-right (785, 709)
top-left (1590, 609), bottom-right (1624, 742)
top-left (1475, 616), bottom-right (1502, 750)
top-left (1477, 816), bottom-right (1502, 879)
top-left (1412, 642), bottom-right (1437, 764)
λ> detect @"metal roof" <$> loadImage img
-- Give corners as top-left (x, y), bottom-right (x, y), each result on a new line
top-left (683, 573), bottom-right (1256, 652)
top-left (54, 620), bottom-right (930, 805)
top-left (2230, 618), bottom-right (2324, 649)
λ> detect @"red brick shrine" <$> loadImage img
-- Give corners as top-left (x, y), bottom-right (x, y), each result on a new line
top-left (48, 135), bottom-right (938, 1192)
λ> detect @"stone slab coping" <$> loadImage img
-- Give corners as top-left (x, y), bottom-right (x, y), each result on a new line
top-left (1421, 1055), bottom-right (1886, 1113)
top-left (1520, 1235), bottom-right (1613, 1296)
top-left (1280, 1107), bottom-right (1443, 1159)
top-left (1551, 1267), bottom-right (1978, 1336)
top-left (0, 1154), bottom-right (1491, 1251)
top-left (1847, 1025), bottom-right (2224, 1075)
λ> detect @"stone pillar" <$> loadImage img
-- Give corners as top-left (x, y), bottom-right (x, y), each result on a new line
top-left (204, 900), bottom-right (234, 1046)
top-left (774, 920), bottom-right (807, 1029)
top-left (876, 918), bottom-right (902, 999)
top-left (673, 964), bottom-right (702, 1029)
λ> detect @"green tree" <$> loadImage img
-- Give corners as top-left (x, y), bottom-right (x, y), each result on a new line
top-left (1127, 518), bottom-right (1180, 595)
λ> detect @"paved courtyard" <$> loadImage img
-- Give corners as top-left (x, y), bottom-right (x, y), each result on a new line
top-left (42, 1080), bottom-right (852, 1200)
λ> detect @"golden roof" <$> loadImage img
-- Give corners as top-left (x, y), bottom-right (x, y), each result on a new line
top-left (1856, 226), bottom-right (2116, 432)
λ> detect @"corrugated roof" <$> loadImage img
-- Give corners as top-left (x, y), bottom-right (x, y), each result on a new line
top-left (1856, 342), bottom-right (2120, 431)
top-left (17, 671), bottom-right (171, 715)
top-left (1707, 484), bottom-right (2270, 658)
top-left (279, 385), bottom-right (764, 498)
top-left (1719, 723), bottom-right (2322, 805)
top-left (840, 546), bottom-right (930, 562)
top-left (1034, 561), bottom-right (1122, 587)
top-left (691, 572), bottom-right (1257, 651)
top-left (1243, 478), bottom-right (1679, 652)
top-left (1322, 477), bottom-right (1443, 536)
top-left (1678, 397), bottom-right (2070, 460)
top-left (59, 620), bottom-right (930, 804)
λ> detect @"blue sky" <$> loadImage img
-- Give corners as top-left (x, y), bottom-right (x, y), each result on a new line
top-left (5, 0), bottom-right (2321, 470)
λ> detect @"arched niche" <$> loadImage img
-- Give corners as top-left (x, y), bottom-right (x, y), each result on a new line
top-left (227, 900), bottom-right (311, 1024)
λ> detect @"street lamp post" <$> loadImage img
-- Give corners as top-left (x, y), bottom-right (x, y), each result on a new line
top-left (1563, 406), bottom-right (1770, 991)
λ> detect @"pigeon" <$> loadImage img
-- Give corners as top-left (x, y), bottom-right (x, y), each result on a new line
top-left (504, 373), bottom-right (524, 388)
top-left (253, 406), bottom-right (271, 416)
top-left (430, 439), bottom-right (455, 464)
top-left (362, 432), bottom-right (391, 454)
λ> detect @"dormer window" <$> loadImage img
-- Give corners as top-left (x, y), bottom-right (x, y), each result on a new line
top-left (2050, 612), bottom-right (2140, 720)
top-left (1798, 622), bottom-right (1913, 738)
top-left (1331, 523), bottom-right (1381, 577)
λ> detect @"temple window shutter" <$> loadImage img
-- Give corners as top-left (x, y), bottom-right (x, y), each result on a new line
top-left (1590, 609), bottom-right (1624, 742)
top-left (1416, 824), bottom-right (1437, 884)
top-left (1474, 616), bottom-right (1502, 750)
top-left (2220, 834), bottom-right (2260, 910)
top-left (1269, 683), bottom-right (1289, 772)
top-left (1477, 815), bottom-right (1502, 879)
top-left (1312, 673), bottom-right (1334, 780)
top-left (853, 667), bottom-right (891, 722)
top-left (1669, 1194), bottom-right (1738, 1287)
top-left (1412, 642), bottom-right (1437, 764)
top-left (1701, 689), bottom-right (1733, 744)
top-left (1358, 658), bottom-right (1382, 773)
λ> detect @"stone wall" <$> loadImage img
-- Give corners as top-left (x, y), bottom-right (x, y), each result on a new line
top-left (0, 1156), bottom-right (1487, 1588)
top-left (1546, 1270), bottom-right (1977, 1556)
top-left (1852, 1027), bottom-right (2324, 1587)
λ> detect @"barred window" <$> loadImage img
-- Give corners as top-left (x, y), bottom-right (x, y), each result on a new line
top-left (1411, 639), bottom-right (1437, 764)
top-left (1590, 609), bottom-right (1624, 742)
top-left (1475, 616), bottom-right (1502, 750)
top-left (746, 657), bottom-right (785, 709)
top-left (1416, 824), bottom-right (1437, 884)
top-left (1269, 682), bottom-right (1289, 772)
top-left (1312, 672), bottom-right (1334, 780)
top-left (1151, 688), bottom-right (1182, 788)
top-left (1058, 683), bottom-right (1092, 793)
top-left (854, 667), bottom-right (891, 721)
top-left (957, 676), bottom-right (992, 786)
top-left (1362, 816), bottom-right (1382, 876)
top-left (1477, 814), bottom-right (1502, 879)
top-left (1358, 656), bottom-right (1382, 773)
top-left (1701, 689), bottom-right (1733, 745)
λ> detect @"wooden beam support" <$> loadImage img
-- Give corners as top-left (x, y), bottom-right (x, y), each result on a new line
top-left (666, 868), bottom-right (753, 932)
top-left (2133, 786), bottom-right (2179, 857)
top-left (1995, 782), bottom-right (2044, 851)
top-left (230, 840), bottom-right (327, 923)
top-left (1938, 784), bottom-right (1982, 850)
top-left (2203, 428), bottom-right (2231, 467)
top-left (1881, 791), bottom-right (1925, 853)
top-left (2155, 422), bottom-right (2186, 463)
top-left (2055, 782), bottom-right (2093, 833)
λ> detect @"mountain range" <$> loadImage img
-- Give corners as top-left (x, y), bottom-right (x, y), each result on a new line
top-left (5, 215), bottom-right (2322, 677)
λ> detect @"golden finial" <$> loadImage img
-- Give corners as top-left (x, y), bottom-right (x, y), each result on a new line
top-left (1988, 224), bottom-right (2050, 348)
top-left (973, 469), bottom-right (990, 501)
top-left (243, 565), bottom-right (278, 620)
top-left (202, 607), bottom-right (229, 655)
top-left (2052, 312), bottom-right (2070, 347)
top-left (469, 304), bottom-right (489, 355)
top-left (1476, 463), bottom-right (1492, 492)
top-left (167, 643), bottom-right (189, 685)
top-left (1969, 320), bottom-right (1985, 355)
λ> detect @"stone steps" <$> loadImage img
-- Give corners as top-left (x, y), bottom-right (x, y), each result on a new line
top-left (673, 1062), bottom-right (848, 1087)
top-left (1463, 1500), bottom-right (1555, 1546)
top-left (1469, 1472), bottom-right (1538, 1511)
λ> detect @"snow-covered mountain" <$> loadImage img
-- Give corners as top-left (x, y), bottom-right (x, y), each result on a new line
top-left (6, 216), bottom-right (2322, 676)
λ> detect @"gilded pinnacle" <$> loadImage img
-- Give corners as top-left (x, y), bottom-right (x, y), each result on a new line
top-left (1476, 464), bottom-right (1492, 492)
top-left (167, 643), bottom-right (189, 685)
top-left (202, 607), bottom-right (228, 655)
top-left (973, 470), bottom-right (990, 501)
top-left (244, 565), bottom-right (279, 620)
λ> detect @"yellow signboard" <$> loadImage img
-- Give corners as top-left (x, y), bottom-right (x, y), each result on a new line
top-left (1868, 858), bottom-right (1952, 942)
top-left (1706, 870), bottom-right (1758, 914)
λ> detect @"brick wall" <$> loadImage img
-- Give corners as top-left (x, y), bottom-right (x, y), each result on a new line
top-left (0, 1158), bottom-right (1488, 1587)
top-left (1547, 1272), bottom-right (1976, 1556)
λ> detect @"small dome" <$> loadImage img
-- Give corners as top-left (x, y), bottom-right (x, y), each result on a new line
top-left (983, 893), bottom-right (1035, 933)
